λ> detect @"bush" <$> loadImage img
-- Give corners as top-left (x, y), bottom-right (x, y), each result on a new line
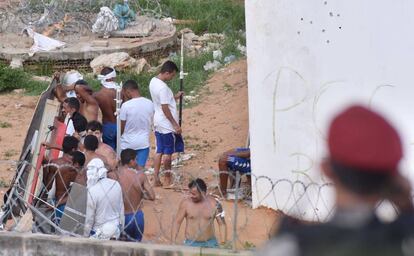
top-left (0, 65), bottom-right (48, 94)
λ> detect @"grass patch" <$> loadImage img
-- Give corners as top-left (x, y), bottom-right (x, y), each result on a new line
top-left (0, 121), bottom-right (12, 128)
top-left (0, 64), bottom-right (48, 95)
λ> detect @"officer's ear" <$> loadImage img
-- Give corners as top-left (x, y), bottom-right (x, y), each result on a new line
top-left (321, 157), bottom-right (336, 181)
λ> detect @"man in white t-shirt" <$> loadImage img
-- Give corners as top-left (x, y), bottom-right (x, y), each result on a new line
top-left (149, 61), bottom-right (184, 186)
top-left (120, 80), bottom-right (154, 170)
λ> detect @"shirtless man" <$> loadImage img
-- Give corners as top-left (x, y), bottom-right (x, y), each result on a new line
top-left (86, 121), bottom-right (118, 170)
top-left (94, 67), bottom-right (118, 150)
top-left (42, 136), bottom-right (79, 223)
top-left (115, 149), bottom-right (155, 241)
top-left (172, 178), bottom-right (227, 248)
top-left (54, 73), bottom-right (99, 122)
top-left (75, 135), bottom-right (109, 186)
top-left (63, 80), bottom-right (99, 122)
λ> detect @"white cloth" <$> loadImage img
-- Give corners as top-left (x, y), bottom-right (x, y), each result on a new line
top-left (63, 71), bottom-right (83, 98)
top-left (120, 97), bottom-right (154, 150)
top-left (84, 177), bottom-right (124, 239)
top-left (86, 158), bottom-right (108, 188)
top-left (149, 77), bottom-right (178, 134)
top-left (97, 70), bottom-right (119, 89)
top-left (92, 7), bottom-right (119, 35)
top-left (23, 27), bottom-right (66, 57)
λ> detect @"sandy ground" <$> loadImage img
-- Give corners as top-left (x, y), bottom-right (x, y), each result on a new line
top-left (0, 59), bottom-right (278, 249)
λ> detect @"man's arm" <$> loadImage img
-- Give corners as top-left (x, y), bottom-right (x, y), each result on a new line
top-left (141, 173), bottom-right (155, 200)
top-left (121, 120), bottom-right (126, 135)
top-left (172, 199), bottom-right (187, 244)
top-left (161, 104), bottom-right (181, 134)
top-left (215, 199), bottom-right (227, 245)
top-left (75, 86), bottom-right (99, 107)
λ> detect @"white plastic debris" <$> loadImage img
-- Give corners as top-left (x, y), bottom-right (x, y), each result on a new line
top-left (237, 44), bottom-right (247, 55)
top-left (92, 6), bottom-right (119, 38)
top-left (213, 49), bottom-right (222, 60)
top-left (203, 60), bottom-right (222, 71)
top-left (23, 27), bottom-right (66, 57)
top-left (224, 55), bottom-right (236, 64)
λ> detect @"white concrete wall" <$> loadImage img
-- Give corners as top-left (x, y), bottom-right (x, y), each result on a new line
top-left (246, 0), bottom-right (414, 220)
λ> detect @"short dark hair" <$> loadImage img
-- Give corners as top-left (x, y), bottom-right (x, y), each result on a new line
top-left (84, 135), bottom-right (99, 151)
top-left (71, 151), bottom-right (85, 167)
top-left (72, 112), bottom-right (87, 133)
top-left (123, 80), bottom-right (139, 91)
top-left (86, 121), bottom-right (103, 132)
top-left (160, 61), bottom-right (178, 74)
top-left (101, 67), bottom-right (114, 76)
top-left (121, 149), bottom-right (136, 165)
top-left (64, 97), bottom-right (80, 111)
top-left (75, 80), bottom-right (88, 86)
top-left (188, 178), bottom-right (207, 193)
top-left (62, 136), bottom-right (79, 154)
top-left (330, 160), bottom-right (391, 195)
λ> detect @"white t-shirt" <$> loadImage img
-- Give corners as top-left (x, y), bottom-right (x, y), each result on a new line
top-left (120, 97), bottom-right (154, 150)
top-left (149, 77), bottom-right (178, 134)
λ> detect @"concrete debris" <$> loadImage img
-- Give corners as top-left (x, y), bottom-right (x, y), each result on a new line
top-left (134, 58), bottom-right (151, 74)
top-left (224, 55), bottom-right (236, 64)
top-left (180, 28), bottom-right (226, 57)
top-left (91, 40), bottom-right (109, 47)
top-left (90, 52), bottom-right (137, 74)
top-left (213, 50), bottom-right (222, 61)
top-left (9, 57), bottom-right (23, 69)
top-left (203, 60), bottom-right (222, 71)
top-left (184, 95), bottom-right (199, 104)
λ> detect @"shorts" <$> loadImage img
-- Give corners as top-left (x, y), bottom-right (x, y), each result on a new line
top-left (184, 237), bottom-right (219, 248)
top-left (123, 210), bottom-right (144, 241)
top-left (227, 148), bottom-right (251, 174)
top-left (136, 148), bottom-right (150, 168)
top-left (103, 122), bottom-right (117, 151)
top-left (155, 132), bottom-right (184, 155)
top-left (55, 203), bottom-right (66, 225)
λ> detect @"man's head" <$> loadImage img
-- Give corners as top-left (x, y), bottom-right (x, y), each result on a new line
top-left (62, 136), bottom-right (79, 154)
top-left (74, 80), bottom-right (93, 103)
top-left (120, 148), bottom-right (137, 168)
top-left (188, 178), bottom-right (207, 203)
top-left (86, 121), bottom-right (103, 141)
top-left (62, 97), bottom-right (80, 116)
top-left (122, 80), bottom-right (140, 101)
top-left (323, 105), bottom-right (403, 198)
top-left (84, 135), bottom-right (99, 152)
top-left (159, 61), bottom-right (178, 81)
top-left (101, 67), bottom-right (115, 82)
top-left (71, 151), bottom-right (85, 169)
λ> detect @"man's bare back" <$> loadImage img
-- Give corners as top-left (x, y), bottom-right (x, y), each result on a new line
top-left (96, 142), bottom-right (117, 171)
top-left (43, 156), bottom-right (77, 206)
top-left (76, 85), bottom-right (99, 122)
top-left (94, 88), bottom-right (116, 123)
top-left (74, 152), bottom-right (109, 186)
top-left (115, 166), bottom-right (155, 214)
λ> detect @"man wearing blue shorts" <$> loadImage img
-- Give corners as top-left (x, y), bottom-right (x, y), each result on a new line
top-left (149, 61), bottom-right (184, 186)
top-left (120, 80), bottom-right (154, 169)
top-left (117, 149), bottom-right (155, 241)
top-left (218, 148), bottom-right (251, 197)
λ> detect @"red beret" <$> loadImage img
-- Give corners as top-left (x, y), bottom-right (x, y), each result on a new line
top-left (328, 105), bottom-right (403, 175)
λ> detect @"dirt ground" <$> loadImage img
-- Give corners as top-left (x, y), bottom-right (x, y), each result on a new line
top-left (0, 59), bottom-right (278, 249)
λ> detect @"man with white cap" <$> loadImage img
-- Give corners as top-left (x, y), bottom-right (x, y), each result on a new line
top-left (84, 158), bottom-right (124, 240)
top-left (94, 67), bottom-right (118, 150)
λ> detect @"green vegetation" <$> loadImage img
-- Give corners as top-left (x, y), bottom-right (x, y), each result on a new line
top-left (0, 65), bottom-right (48, 94)
top-left (0, 121), bottom-right (12, 128)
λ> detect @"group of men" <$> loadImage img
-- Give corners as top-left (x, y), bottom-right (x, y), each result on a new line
top-left (38, 60), bottom-right (227, 247)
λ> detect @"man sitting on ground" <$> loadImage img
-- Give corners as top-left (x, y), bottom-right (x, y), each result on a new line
top-left (120, 80), bottom-right (154, 170)
top-left (259, 105), bottom-right (414, 256)
top-left (94, 67), bottom-right (118, 150)
top-left (84, 158), bottom-right (124, 240)
top-left (218, 148), bottom-right (251, 198)
top-left (172, 178), bottom-right (227, 248)
top-left (86, 121), bottom-right (117, 171)
top-left (116, 149), bottom-right (155, 242)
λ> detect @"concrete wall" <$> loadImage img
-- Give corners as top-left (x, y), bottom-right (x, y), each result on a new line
top-left (0, 232), bottom-right (253, 256)
top-left (246, 0), bottom-right (414, 219)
